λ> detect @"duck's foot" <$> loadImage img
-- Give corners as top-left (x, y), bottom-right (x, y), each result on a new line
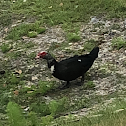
top-left (59, 81), bottom-right (70, 90)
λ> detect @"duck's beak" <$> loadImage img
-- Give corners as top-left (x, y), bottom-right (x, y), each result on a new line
top-left (35, 55), bottom-right (40, 59)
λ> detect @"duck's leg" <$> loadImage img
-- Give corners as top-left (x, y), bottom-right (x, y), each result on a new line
top-left (81, 74), bottom-right (84, 83)
top-left (78, 74), bottom-right (84, 86)
top-left (60, 81), bottom-right (70, 89)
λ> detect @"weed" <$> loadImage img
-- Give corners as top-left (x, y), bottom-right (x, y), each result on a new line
top-left (111, 24), bottom-right (120, 30)
top-left (28, 31), bottom-right (37, 38)
top-left (7, 102), bottom-right (26, 126)
top-left (27, 52), bottom-right (36, 59)
top-left (48, 42), bottom-right (69, 52)
top-left (84, 39), bottom-right (97, 51)
top-left (30, 102), bottom-right (50, 116)
top-left (67, 33), bottom-right (81, 42)
top-left (10, 75), bottom-right (20, 85)
top-left (28, 81), bottom-right (56, 96)
top-left (25, 42), bottom-right (35, 48)
top-left (41, 115), bottom-right (54, 126)
top-left (6, 22), bottom-right (46, 40)
top-left (48, 42), bottom-right (60, 51)
top-left (70, 97), bottom-right (90, 111)
top-left (84, 81), bottom-right (95, 89)
top-left (49, 97), bottom-right (68, 116)
top-left (30, 97), bottom-right (68, 117)
top-left (0, 0), bottom-right (12, 27)
top-left (6, 51), bottom-right (22, 59)
top-left (36, 27), bottom-right (46, 34)
top-left (111, 37), bottom-right (126, 49)
top-left (1, 43), bottom-right (12, 53)
top-left (0, 13), bottom-right (12, 27)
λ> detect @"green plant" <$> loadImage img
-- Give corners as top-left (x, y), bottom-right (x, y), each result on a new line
top-left (67, 33), bottom-right (81, 42)
top-left (6, 22), bottom-right (46, 40)
top-left (27, 52), bottom-right (36, 59)
top-left (25, 42), bottom-right (35, 48)
top-left (49, 97), bottom-right (68, 116)
top-left (30, 102), bottom-right (50, 116)
top-left (28, 112), bottom-right (40, 126)
top-left (7, 102), bottom-right (26, 126)
top-left (10, 75), bottom-right (20, 85)
top-left (84, 39), bottom-right (97, 51)
top-left (28, 31), bottom-right (37, 38)
top-left (111, 24), bottom-right (120, 30)
top-left (36, 27), bottom-right (46, 34)
top-left (84, 81), bottom-right (95, 89)
top-left (36, 81), bottom-right (55, 95)
top-left (111, 37), bottom-right (126, 49)
top-left (1, 43), bottom-right (12, 53)
top-left (6, 51), bottom-right (22, 59)
top-left (41, 115), bottom-right (54, 126)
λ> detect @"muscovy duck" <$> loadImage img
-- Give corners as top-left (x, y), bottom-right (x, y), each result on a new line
top-left (36, 47), bottom-right (99, 88)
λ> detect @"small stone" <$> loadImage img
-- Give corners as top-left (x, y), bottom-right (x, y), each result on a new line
top-left (90, 16), bottom-right (99, 24)
top-left (59, 3), bottom-right (63, 6)
top-left (59, 55), bottom-right (65, 58)
top-left (74, 42), bottom-right (78, 46)
top-left (24, 107), bottom-right (30, 111)
top-left (114, 109), bottom-right (124, 113)
top-left (13, 90), bottom-right (19, 95)
top-left (15, 70), bottom-right (22, 74)
top-left (32, 76), bottom-right (38, 80)
top-left (22, 36), bottom-right (29, 40)
top-left (27, 91), bottom-right (34, 93)
top-left (79, 46), bottom-right (84, 50)
top-left (69, 43), bottom-right (73, 45)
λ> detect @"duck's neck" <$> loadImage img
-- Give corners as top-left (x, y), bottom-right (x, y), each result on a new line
top-left (47, 59), bottom-right (57, 68)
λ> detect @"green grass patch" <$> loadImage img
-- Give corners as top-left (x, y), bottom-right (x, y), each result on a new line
top-left (6, 22), bottom-right (46, 40)
top-left (111, 37), bottom-right (126, 50)
top-left (6, 51), bottom-right (22, 59)
top-left (36, 27), bottom-right (46, 34)
top-left (67, 33), bottom-right (81, 42)
top-left (84, 81), bottom-right (95, 89)
top-left (0, 1), bottom-right (12, 27)
top-left (7, 102), bottom-right (27, 126)
top-left (2, 0), bottom-right (125, 39)
top-left (36, 81), bottom-right (55, 95)
top-left (21, 81), bottom-right (56, 96)
top-left (30, 102), bottom-right (51, 116)
top-left (27, 31), bottom-right (37, 38)
top-left (84, 39), bottom-right (98, 51)
top-left (54, 98), bottom-right (126, 126)
top-left (11, 0), bottom-right (126, 24)
top-left (1, 43), bottom-right (13, 53)
top-left (27, 52), bottom-right (36, 59)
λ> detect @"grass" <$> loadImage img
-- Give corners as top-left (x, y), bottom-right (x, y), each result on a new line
top-left (111, 37), bottom-right (126, 50)
top-left (84, 39), bottom-right (98, 51)
top-left (1, 43), bottom-right (13, 53)
top-left (53, 98), bottom-right (126, 126)
top-left (2, 41), bottom-right (36, 59)
top-left (6, 98), bottom-right (126, 126)
top-left (11, 0), bottom-right (126, 23)
top-left (0, 0), bottom-right (12, 27)
top-left (84, 81), bottom-right (95, 89)
top-left (27, 31), bottom-right (37, 38)
top-left (67, 33), bottom-right (81, 42)
top-left (5, 22), bottom-right (46, 40)
top-left (2, 0), bottom-right (126, 40)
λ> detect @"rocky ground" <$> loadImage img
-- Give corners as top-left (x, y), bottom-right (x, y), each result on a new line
top-left (0, 17), bottom-right (126, 119)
